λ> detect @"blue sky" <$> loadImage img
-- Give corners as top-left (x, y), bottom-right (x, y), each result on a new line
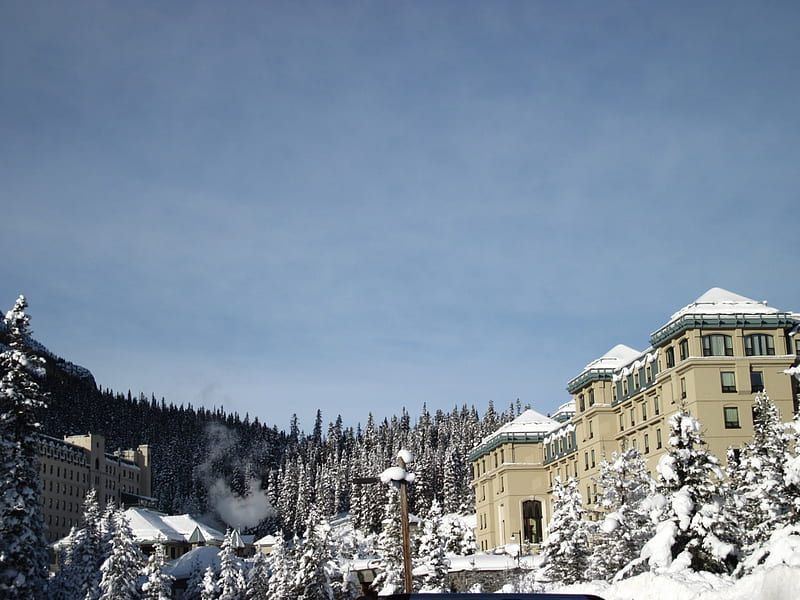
top-left (2, 1), bottom-right (799, 431)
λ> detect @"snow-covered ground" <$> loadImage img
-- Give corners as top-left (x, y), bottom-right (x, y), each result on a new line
top-left (556, 566), bottom-right (800, 600)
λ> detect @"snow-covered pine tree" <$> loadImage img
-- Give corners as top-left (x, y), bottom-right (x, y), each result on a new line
top-left (98, 506), bottom-right (141, 600)
top-left (200, 566), bottom-right (219, 600)
top-left (586, 447), bottom-right (654, 581)
top-left (372, 486), bottom-right (405, 595)
top-left (140, 543), bottom-right (174, 600)
top-left (244, 551), bottom-right (270, 600)
top-left (267, 532), bottom-right (296, 600)
top-left (541, 477), bottom-right (590, 585)
top-left (417, 498), bottom-right (449, 592)
top-left (50, 488), bottom-right (107, 600)
top-left (643, 410), bottom-right (733, 573)
top-left (0, 296), bottom-right (50, 600)
top-left (217, 529), bottom-right (245, 600)
top-left (727, 391), bottom-right (793, 560)
top-left (443, 515), bottom-right (464, 555)
top-left (442, 448), bottom-right (467, 514)
top-left (293, 509), bottom-right (334, 600)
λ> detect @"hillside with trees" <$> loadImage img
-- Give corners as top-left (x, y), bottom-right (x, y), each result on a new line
top-left (1, 306), bottom-right (521, 537)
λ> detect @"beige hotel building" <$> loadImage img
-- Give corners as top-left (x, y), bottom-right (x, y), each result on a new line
top-left (470, 288), bottom-right (800, 552)
top-left (37, 432), bottom-right (153, 542)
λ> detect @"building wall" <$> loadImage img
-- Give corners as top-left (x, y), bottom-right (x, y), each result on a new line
top-left (37, 433), bottom-right (152, 542)
top-left (473, 440), bottom-right (551, 551)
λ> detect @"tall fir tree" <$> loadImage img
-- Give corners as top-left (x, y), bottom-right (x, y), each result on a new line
top-left (417, 499), bottom-right (449, 592)
top-left (294, 510), bottom-right (335, 600)
top-left (50, 488), bottom-right (106, 600)
top-left (98, 506), bottom-right (141, 600)
top-left (217, 530), bottom-right (245, 600)
top-left (541, 477), bottom-right (590, 585)
top-left (643, 410), bottom-right (733, 573)
top-left (586, 447), bottom-right (654, 581)
top-left (0, 296), bottom-right (49, 600)
top-left (372, 486), bottom-right (405, 595)
top-left (267, 532), bottom-right (296, 600)
top-left (140, 543), bottom-right (174, 600)
top-left (200, 566), bottom-right (219, 600)
top-left (244, 552), bottom-right (270, 600)
top-left (727, 391), bottom-right (794, 558)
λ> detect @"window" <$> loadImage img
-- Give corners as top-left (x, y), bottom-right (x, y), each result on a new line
top-left (750, 371), bottom-right (764, 393)
top-left (622, 378), bottom-right (629, 396)
top-left (724, 406), bottom-right (741, 429)
top-left (744, 334), bottom-right (775, 356)
top-left (679, 339), bottom-right (689, 361)
top-left (619, 413), bottom-right (625, 431)
top-left (634, 371), bottom-right (640, 389)
top-left (646, 364), bottom-right (652, 383)
top-left (702, 334), bottom-right (733, 356)
top-left (630, 407), bottom-right (636, 427)
top-left (721, 372), bottom-right (737, 393)
top-left (579, 394), bottom-right (585, 412)
top-left (584, 452), bottom-right (589, 470)
top-left (588, 389), bottom-right (595, 406)
top-left (795, 338), bottom-right (800, 355)
top-left (654, 396), bottom-right (660, 415)
top-left (680, 377), bottom-right (687, 399)
top-left (588, 420), bottom-right (594, 439)
top-left (666, 347), bottom-right (675, 368)
top-left (591, 449), bottom-right (595, 467)
top-left (612, 384), bottom-right (618, 401)
top-left (641, 402), bottom-right (647, 420)
top-left (656, 428), bottom-right (663, 449)
top-left (644, 433), bottom-right (650, 454)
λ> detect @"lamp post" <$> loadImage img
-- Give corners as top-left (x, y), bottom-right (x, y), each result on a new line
top-left (354, 450), bottom-right (416, 593)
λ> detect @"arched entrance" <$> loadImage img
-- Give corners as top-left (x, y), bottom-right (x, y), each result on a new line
top-left (522, 499), bottom-right (543, 543)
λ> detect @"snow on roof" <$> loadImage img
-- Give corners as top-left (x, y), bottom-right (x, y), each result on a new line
top-left (668, 287), bottom-right (779, 321)
top-left (476, 409), bottom-right (559, 449)
top-left (580, 344), bottom-right (642, 374)
top-left (123, 508), bottom-right (226, 545)
top-left (253, 534), bottom-right (278, 546)
top-left (163, 545), bottom-right (229, 580)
